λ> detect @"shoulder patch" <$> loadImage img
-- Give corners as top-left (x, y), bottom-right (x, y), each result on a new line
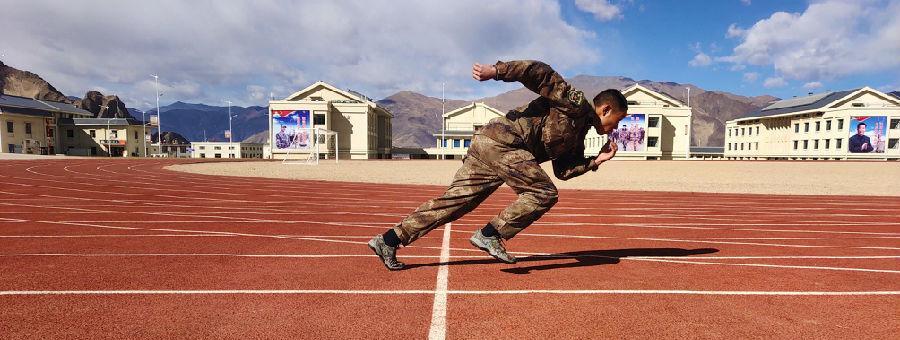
top-left (567, 89), bottom-right (585, 106)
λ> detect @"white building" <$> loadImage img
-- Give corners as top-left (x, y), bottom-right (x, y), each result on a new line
top-left (425, 85), bottom-right (693, 160)
top-left (724, 87), bottom-right (900, 160)
top-left (426, 102), bottom-right (504, 159)
top-left (190, 142), bottom-right (265, 159)
top-left (268, 81), bottom-right (392, 160)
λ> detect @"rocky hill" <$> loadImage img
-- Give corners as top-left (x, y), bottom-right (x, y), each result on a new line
top-left (0, 60), bottom-right (69, 102)
top-left (377, 91), bottom-right (469, 148)
top-left (242, 130), bottom-right (269, 143)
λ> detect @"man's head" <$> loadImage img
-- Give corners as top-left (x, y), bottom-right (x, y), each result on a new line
top-left (592, 89), bottom-right (628, 134)
top-left (280, 125), bottom-right (286, 132)
top-left (857, 123), bottom-right (866, 135)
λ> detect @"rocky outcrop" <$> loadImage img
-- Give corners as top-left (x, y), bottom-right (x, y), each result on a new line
top-left (73, 91), bottom-right (134, 119)
top-left (0, 59), bottom-right (69, 102)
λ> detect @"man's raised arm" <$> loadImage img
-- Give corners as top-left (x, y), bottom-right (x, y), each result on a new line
top-left (473, 60), bottom-right (583, 109)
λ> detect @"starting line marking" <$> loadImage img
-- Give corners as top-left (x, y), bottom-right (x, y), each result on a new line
top-left (0, 290), bottom-right (897, 296)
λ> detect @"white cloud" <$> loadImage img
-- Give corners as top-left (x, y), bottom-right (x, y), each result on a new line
top-left (730, 64), bottom-right (746, 71)
top-left (689, 52), bottom-right (713, 67)
top-left (0, 0), bottom-right (599, 109)
top-left (763, 77), bottom-right (787, 88)
top-left (743, 72), bottom-right (759, 82)
top-left (575, 0), bottom-right (623, 21)
top-left (741, 0), bottom-right (751, 6)
top-left (722, 0), bottom-right (900, 82)
top-left (803, 81), bottom-right (823, 89)
top-left (726, 23), bottom-right (746, 38)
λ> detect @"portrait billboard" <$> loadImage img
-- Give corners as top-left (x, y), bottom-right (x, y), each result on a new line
top-left (272, 109), bottom-right (312, 151)
top-left (610, 113), bottom-right (647, 152)
top-left (848, 116), bottom-right (886, 153)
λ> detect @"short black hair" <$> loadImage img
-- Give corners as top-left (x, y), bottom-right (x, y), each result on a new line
top-left (593, 89), bottom-right (628, 112)
top-left (858, 123), bottom-right (867, 127)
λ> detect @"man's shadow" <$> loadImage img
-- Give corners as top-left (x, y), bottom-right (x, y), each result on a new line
top-left (406, 248), bottom-right (718, 274)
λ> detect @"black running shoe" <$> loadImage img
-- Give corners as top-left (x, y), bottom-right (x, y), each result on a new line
top-left (368, 235), bottom-right (405, 270)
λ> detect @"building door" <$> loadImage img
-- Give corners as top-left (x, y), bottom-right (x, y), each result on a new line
top-left (7, 144), bottom-right (14, 153)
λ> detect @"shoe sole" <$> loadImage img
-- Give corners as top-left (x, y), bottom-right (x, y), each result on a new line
top-left (469, 237), bottom-right (516, 264)
top-left (368, 240), bottom-right (404, 271)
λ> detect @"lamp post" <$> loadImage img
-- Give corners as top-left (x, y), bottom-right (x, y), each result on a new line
top-left (441, 82), bottom-right (445, 160)
top-left (225, 100), bottom-right (233, 143)
top-left (151, 74), bottom-right (161, 156)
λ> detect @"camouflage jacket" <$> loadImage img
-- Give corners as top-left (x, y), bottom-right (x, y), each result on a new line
top-left (479, 60), bottom-right (599, 180)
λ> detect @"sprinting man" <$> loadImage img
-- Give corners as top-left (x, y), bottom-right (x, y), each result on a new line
top-left (368, 60), bottom-right (629, 270)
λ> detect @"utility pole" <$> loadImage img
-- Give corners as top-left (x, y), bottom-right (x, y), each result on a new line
top-left (441, 82), bottom-right (445, 160)
top-left (225, 100), bottom-right (233, 143)
top-left (151, 74), bottom-right (161, 156)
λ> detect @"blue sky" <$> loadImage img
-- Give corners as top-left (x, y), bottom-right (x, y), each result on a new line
top-left (1, 0), bottom-right (898, 108)
top-left (556, 0), bottom-right (899, 99)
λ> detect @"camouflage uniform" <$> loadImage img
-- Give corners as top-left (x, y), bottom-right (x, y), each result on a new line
top-left (392, 60), bottom-right (600, 245)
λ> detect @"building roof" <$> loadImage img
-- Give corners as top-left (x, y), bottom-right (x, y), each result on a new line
top-left (621, 84), bottom-right (687, 107)
top-left (442, 102), bottom-right (504, 118)
top-left (0, 93), bottom-right (93, 117)
top-left (59, 118), bottom-right (144, 126)
top-left (737, 89), bottom-right (858, 120)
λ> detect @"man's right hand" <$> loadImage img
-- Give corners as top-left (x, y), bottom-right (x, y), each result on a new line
top-left (472, 63), bottom-right (497, 81)
top-left (592, 140), bottom-right (618, 169)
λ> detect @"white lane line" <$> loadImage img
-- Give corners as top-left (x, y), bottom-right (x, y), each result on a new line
top-left (428, 223), bottom-right (452, 340)
top-left (632, 258), bottom-right (900, 274)
top-left (0, 235), bottom-right (237, 238)
top-left (0, 290), bottom-right (897, 296)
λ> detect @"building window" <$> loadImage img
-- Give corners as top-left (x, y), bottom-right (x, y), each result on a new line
top-left (740, 143), bottom-right (744, 150)
top-left (25, 123), bottom-right (32, 135)
top-left (314, 114), bottom-right (326, 125)
top-left (47, 128), bottom-right (54, 138)
top-left (814, 140), bottom-right (819, 149)
top-left (90, 130), bottom-right (96, 137)
top-left (453, 139), bottom-right (460, 148)
top-left (67, 129), bottom-right (74, 138)
top-left (793, 140), bottom-right (798, 150)
top-left (804, 122), bottom-right (809, 132)
top-left (837, 119), bottom-right (844, 130)
top-left (889, 138), bottom-right (899, 149)
top-left (134, 131), bottom-right (138, 139)
top-left (728, 143), bottom-right (732, 151)
top-left (214, 146), bottom-right (221, 150)
top-left (794, 123), bottom-right (799, 133)
top-left (803, 140), bottom-right (808, 149)
top-left (748, 127), bottom-right (752, 136)
top-left (648, 136), bottom-right (659, 147)
top-left (755, 126), bottom-right (759, 134)
top-left (648, 117), bottom-right (660, 128)
top-left (836, 139), bottom-right (842, 149)
top-left (754, 142), bottom-right (758, 150)
top-left (815, 121), bottom-right (820, 132)
top-left (826, 120), bottom-right (832, 131)
top-left (441, 139), bottom-right (448, 147)
top-left (229, 154), bottom-right (235, 158)
top-left (464, 139), bottom-right (471, 147)
top-left (214, 153), bottom-right (221, 158)
top-left (6, 121), bottom-right (13, 133)
top-left (110, 130), bottom-right (118, 138)
top-left (891, 119), bottom-right (900, 129)
top-left (741, 128), bottom-right (745, 136)
top-left (200, 153), bottom-right (206, 158)
top-left (728, 129), bottom-right (731, 137)
top-left (825, 139), bottom-right (830, 149)
top-left (199, 146), bottom-right (205, 150)
top-left (228, 146), bottom-right (235, 150)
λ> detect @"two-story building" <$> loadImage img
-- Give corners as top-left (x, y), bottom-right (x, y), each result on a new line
top-left (190, 141), bottom-right (265, 159)
top-left (724, 87), bottom-right (900, 160)
top-left (0, 93), bottom-right (94, 155)
top-left (268, 81), bottom-right (392, 160)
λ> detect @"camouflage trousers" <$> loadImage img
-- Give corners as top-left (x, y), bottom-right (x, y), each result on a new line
top-left (391, 134), bottom-right (559, 245)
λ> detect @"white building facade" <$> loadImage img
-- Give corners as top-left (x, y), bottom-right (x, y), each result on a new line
top-left (725, 87), bottom-right (900, 160)
top-left (191, 142), bottom-right (264, 159)
top-left (268, 81), bottom-right (392, 160)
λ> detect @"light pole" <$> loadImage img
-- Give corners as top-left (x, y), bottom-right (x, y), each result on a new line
top-left (441, 82), bottom-right (445, 160)
top-left (225, 100), bottom-right (233, 143)
top-left (151, 74), bottom-right (161, 156)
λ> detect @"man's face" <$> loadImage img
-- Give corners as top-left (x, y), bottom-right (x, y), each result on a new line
top-left (280, 126), bottom-right (286, 133)
top-left (593, 103), bottom-right (627, 135)
top-left (857, 124), bottom-right (866, 135)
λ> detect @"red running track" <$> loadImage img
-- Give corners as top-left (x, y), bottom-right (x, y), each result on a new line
top-left (0, 159), bottom-right (898, 339)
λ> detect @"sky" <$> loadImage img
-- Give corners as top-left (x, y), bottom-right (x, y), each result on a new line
top-left (1, 0), bottom-right (898, 109)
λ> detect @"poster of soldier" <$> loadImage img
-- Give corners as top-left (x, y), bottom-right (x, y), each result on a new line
top-left (611, 113), bottom-right (647, 152)
top-left (271, 109), bottom-right (312, 151)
